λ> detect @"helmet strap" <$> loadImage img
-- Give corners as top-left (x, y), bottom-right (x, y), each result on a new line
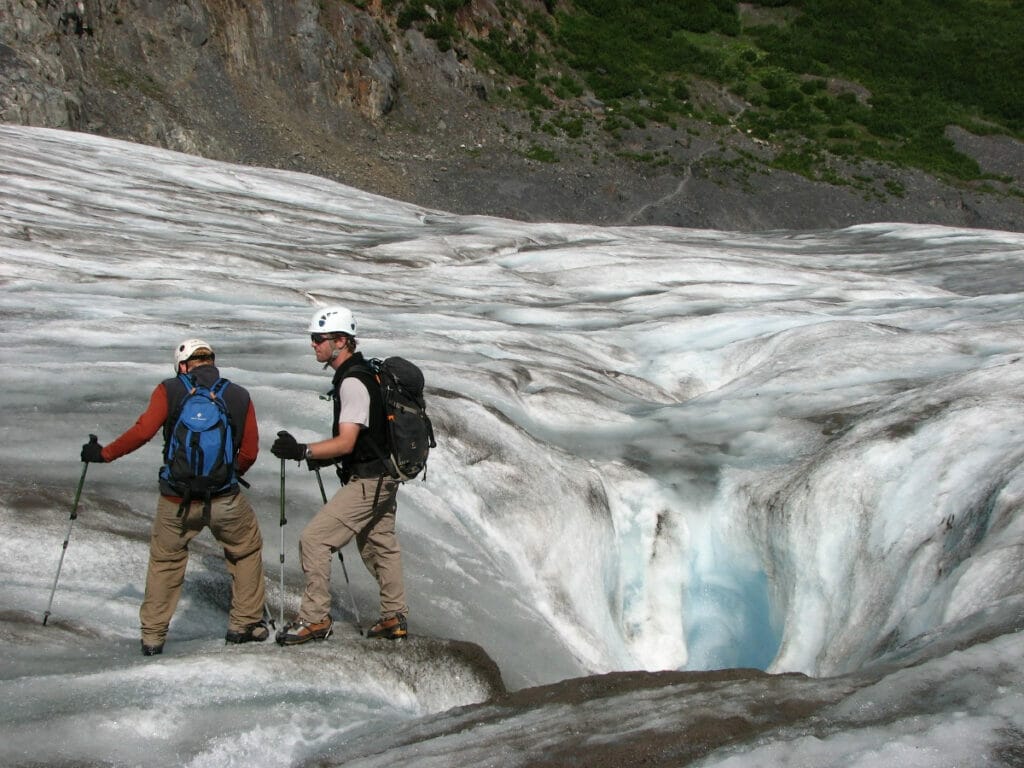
top-left (323, 340), bottom-right (342, 370)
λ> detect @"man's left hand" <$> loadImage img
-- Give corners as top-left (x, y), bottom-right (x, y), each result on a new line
top-left (80, 439), bottom-right (106, 463)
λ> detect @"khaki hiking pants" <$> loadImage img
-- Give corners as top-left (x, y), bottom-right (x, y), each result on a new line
top-left (140, 492), bottom-right (266, 646)
top-left (298, 475), bottom-right (406, 624)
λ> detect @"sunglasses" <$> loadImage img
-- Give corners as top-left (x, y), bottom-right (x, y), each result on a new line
top-left (310, 333), bottom-right (336, 344)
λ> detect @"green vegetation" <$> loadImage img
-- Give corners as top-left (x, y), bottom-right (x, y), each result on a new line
top-left (379, 0), bottom-right (1024, 189)
top-left (739, 0), bottom-right (1024, 179)
top-left (525, 143), bottom-right (559, 163)
top-left (550, 0), bottom-right (1024, 182)
top-left (95, 61), bottom-right (164, 100)
top-left (386, 0), bottom-right (471, 50)
top-left (557, 0), bottom-right (739, 103)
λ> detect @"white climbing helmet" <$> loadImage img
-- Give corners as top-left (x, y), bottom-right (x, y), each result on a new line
top-left (174, 338), bottom-right (214, 369)
top-left (308, 305), bottom-right (357, 337)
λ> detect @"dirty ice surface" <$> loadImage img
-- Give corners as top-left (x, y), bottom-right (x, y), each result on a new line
top-left (1, 125), bottom-right (1022, 767)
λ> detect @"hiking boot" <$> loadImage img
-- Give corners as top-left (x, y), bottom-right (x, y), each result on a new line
top-left (141, 642), bottom-right (164, 656)
top-left (225, 620), bottom-right (270, 645)
top-left (275, 617), bottom-right (333, 646)
top-left (366, 613), bottom-right (408, 640)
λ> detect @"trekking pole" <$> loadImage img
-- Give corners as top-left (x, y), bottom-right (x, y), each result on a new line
top-left (278, 457), bottom-right (287, 630)
top-left (315, 467), bottom-right (362, 635)
top-left (43, 435), bottom-right (95, 625)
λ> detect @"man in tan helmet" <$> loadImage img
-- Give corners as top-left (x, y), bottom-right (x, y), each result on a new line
top-left (81, 339), bottom-right (268, 655)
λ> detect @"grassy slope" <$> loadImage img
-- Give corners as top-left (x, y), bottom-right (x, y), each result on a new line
top-left (396, 0), bottom-right (1022, 191)
top-left (560, 0), bottom-right (1022, 180)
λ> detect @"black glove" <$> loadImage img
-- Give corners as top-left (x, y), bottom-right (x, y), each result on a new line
top-left (271, 430), bottom-right (306, 462)
top-left (80, 436), bottom-right (106, 463)
top-left (306, 456), bottom-right (338, 472)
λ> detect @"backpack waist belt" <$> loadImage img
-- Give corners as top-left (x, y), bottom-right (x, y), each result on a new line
top-left (347, 459), bottom-right (388, 479)
top-left (159, 482), bottom-right (240, 502)
top-left (163, 484), bottom-right (239, 527)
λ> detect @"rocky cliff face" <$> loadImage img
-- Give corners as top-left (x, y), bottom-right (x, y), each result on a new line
top-left (3, 0), bottom-right (1023, 232)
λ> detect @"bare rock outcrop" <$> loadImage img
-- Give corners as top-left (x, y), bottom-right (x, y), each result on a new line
top-left (2, 0), bottom-right (1022, 232)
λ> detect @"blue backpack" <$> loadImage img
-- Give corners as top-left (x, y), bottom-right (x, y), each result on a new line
top-left (160, 374), bottom-right (237, 513)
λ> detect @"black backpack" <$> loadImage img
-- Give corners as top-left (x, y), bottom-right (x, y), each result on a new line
top-left (363, 357), bottom-right (436, 481)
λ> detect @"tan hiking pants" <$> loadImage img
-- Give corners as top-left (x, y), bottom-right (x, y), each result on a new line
top-left (140, 492), bottom-right (266, 646)
top-left (297, 476), bottom-right (406, 623)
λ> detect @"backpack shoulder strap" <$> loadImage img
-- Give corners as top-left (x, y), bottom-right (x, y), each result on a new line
top-left (164, 374), bottom-right (195, 430)
top-left (210, 377), bottom-right (230, 400)
top-left (338, 363), bottom-right (374, 382)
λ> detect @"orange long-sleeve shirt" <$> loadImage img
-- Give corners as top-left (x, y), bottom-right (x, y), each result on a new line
top-left (101, 381), bottom-right (259, 475)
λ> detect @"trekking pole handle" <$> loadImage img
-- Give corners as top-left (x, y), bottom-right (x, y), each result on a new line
top-left (70, 435), bottom-right (98, 522)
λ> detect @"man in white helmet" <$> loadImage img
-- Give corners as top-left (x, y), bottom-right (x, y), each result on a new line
top-left (272, 306), bottom-right (409, 644)
top-left (81, 339), bottom-right (269, 655)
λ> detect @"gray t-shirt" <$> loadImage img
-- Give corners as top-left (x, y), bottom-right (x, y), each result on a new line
top-left (337, 376), bottom-right (371, 428)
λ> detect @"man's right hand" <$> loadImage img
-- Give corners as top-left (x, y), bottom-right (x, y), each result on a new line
top-left (271, 430), bottom-right (306, 462)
